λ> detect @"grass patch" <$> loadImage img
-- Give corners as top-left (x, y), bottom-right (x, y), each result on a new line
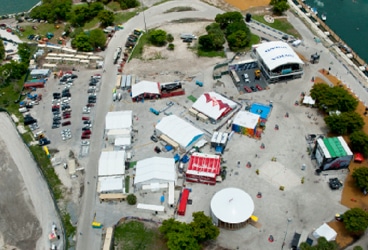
top-left (251, 15), bottom-right (301, 38)
top-left (187, 95), bottom-right (197, 102)
top-left (153, 0), bottom-right (172, 6)
top-left (114, 221), bottom-right (167, 250)
top-left (197, 48), bottom-right (226, 58)
top-left (83, 17), bottom-right (100, 30)
top-left (61, 212), bottom-right (76, 240)
top-left (107, 1), bottom-right (122, 11)
top-left (114, 11), bottom-right (139, 24)
top-left (19, 23), bottom-right (65, 43)
top-left (129, 32), bottom-right (149, 60)
top-left (249, 33), bottom-right (261, 47)
top-left (164, 6), bottom-right (195, 13)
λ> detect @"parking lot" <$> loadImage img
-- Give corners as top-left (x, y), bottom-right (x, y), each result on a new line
top-left (232, 61), bottom-right (269, 94)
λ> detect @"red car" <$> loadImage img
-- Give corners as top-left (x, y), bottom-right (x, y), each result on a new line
top-left (82, 130), bottom-right (91, 135)
top-left (63, 114), bottom-right (71, 119)
top-left (52, 105), bottom-right (60, 109)
top-left (82, 116), bottom-right (90, 121)
top-left (81, 135), bottom-right (90, 139)
top-left (244, 86), bottom-right (252, 93)
top-left (256, 84), bottom-right (263, 91)
top-left (62, 121), bottom-right (71, 126)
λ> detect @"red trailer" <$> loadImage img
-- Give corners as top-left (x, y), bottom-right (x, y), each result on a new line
top-left (177, 189), bottom-right (190, 216)
top-left (24, 82), bottom-right (45, 88)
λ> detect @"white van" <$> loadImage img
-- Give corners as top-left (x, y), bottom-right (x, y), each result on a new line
top-left (292, 40), bottom-right (302, 47)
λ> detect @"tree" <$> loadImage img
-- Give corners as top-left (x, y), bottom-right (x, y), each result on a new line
top-left (227, 30), bottom-right (249, 51)
top-left (352, 167), bottom-right (368, 192)
top-left (270, 0), bottom-right (290, 15)
top-left (166, 34), bottom-right (174, 43)
top-left (324, 112), bottom-right (364, 135)
top-left (89, 2), bottom-right (104, 17)
top-left (72, 32), bottom-right (92, 52)
top-left (119, 0), bottom-right (140, 10)
top-left (166, 226), bottom-right (201, 250)
top-left (0, 40), bottom-right (5, 60)
top-left (89, 29), bottom-right (107, 50)
top-left (300, 237), bottom-right (338, 250)
top-left (215, 12), bottom-right (243, 29)
top-left (98, 10), bottom-right (114, 27)
top-left (350, 131), bottom-right (368, 156)
top-left (30, 0), bottom-right (72, 22)
top-left (189, 211), bottom-right (219, 243)
top-left (343, 208), bottom-right (368, 235)
top-left (127, 194), bottom-right (137, 205)
top-left (17, 43), bottom-right (31, 63)
top-left (149, 29), bottom-right (167, 46)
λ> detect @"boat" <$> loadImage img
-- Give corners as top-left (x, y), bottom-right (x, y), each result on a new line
top-left (321, 13), bottom-right (327, 21)
top-left (311, 7), bottom-right (318, 15)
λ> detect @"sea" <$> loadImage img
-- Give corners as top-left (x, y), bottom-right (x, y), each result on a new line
top-left (0, 0), bottom-right (40, 16)
top-left (302, 0), bottom-right (368, 63)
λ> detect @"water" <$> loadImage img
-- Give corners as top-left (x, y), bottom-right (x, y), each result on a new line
top-left (0, 0), bottom-right (40, 16)
top-left (303, 0), bottom-right (368, 63)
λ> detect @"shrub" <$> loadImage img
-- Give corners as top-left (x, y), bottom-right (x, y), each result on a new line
top-left (168, 43), bottom-right (175, 50)
top-left (127, 194), bottom-right (137, 205)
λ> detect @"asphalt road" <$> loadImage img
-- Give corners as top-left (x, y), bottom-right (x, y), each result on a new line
top-left (76, 1), bottom-right (223, 249)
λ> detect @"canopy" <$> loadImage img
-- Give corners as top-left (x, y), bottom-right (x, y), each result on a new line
top-left (105, 111), bottom-right (132, 131)
top-left (192, 92), bottom-right (237, 120)
top-left (256, 41), bottom-right (304, 71)
top-left (156, 115), bottom-right (203, 149)
top-left (233, 111), bottom-right (260, 129)
top-left (354, 153), bottom-right (364, 163)
top-left (312, 223), bottom-right (337, 241)
top-left (131, 81), bottom-right (160, 98)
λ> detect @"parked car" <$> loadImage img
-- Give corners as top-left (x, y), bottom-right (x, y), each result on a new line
top-left (52, 124), bottom-right (60, 129)
top-left (150, 135), bottom-right (158, 143)
top-left (39, 138), bottom-right (51, 146)
top-left (62, 121), bottom-right (71, 126)
top-left (250, 86), bottom-right (257, 92)
top-left (244, 86), bottom-right (252, 93)
top-left (81, 135), bottom-right (90, 139)
top-left (82, 116), bottom-right (90, 121)
top-left (82, 130), bottom-right (91, 135)
top-left (256, 84), bottom-right (263, 91)
top-left (154, 146), bottom-right (161, 153)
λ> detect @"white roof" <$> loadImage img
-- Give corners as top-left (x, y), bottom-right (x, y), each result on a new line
top-left (156, 115), bottom-right (203, 149)
top-left (256, 41), bottom-right (304, 71)
top-left (137, 203), bottom-right (165, 212)
top-left (192, 92), bottom-right (237, 120)
top-left (98, 151), bottom-right (126, 176)
top-left (105, 111), bottom-right (132, 131)
top-left (30, 69), bottom-right (50, 75)
top-left (312, 223), bottom-right (337, 241)
top-left (134, 157), bottom-right (177, 185)
top-left (131, 81), bottom-right (160, 98)
top-left (211, 188), bottom-right (254, 223)
top-left (98, 176), bottom-right (124, 193)
top-left (114, 137), bottom-right (131, 146)
top-left (233, 111), bottom-right (260, 129)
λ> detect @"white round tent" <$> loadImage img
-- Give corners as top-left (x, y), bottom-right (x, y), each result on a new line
top-left (210, 187), bottom-right (254, 230)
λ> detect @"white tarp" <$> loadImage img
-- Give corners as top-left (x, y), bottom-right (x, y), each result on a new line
top-left (134, 157), bottom-right (177, 189)
top-left (256, 41), bottom-right (304, 71)
top-left (192, 92), bottom-right (237, 121)
top-left (98, 151), bottom-right (126, 176)
top-left (98, 176), bottom-right (124, 193)
top-left (105, 111), bottom-right (132, 131)
top-left (312, 223), bottom-right (337, 241)
top-left (131, 81), bottom-right (160, 98)
top-left (303, 96), bottom-right (316, 105)
top-left (156, 115), bottom-right (203, 149)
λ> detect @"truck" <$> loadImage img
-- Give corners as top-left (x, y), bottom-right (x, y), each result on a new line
top-left (126, 75), bottom-right (132, 90)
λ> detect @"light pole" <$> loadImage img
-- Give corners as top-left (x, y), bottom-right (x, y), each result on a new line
top-left (281, 218), bottom-right (292, 250)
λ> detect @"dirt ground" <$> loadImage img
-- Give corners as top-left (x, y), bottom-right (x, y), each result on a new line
top-left (314, 69), bottom-right (368, 248)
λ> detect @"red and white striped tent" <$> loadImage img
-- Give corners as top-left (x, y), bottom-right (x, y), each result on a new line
top-left (185, 152), bottom-right (221, 185)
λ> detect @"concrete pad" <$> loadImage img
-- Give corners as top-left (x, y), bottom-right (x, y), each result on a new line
top-left (259, 161), bottom-right (301, 189)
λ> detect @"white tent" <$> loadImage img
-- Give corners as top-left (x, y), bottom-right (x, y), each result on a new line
top-left (156, 115), bottom-right (203, 149)
top-left (105, 111), bottom-right (132, 132)
top-left (114, 137), bottom-right (131, 147)
top-left (134, 157), bottom-right (177, 190)
top-left (98, 151), bottom-right (126, 176)
top-left (98, 176), bottom-right (124, 193)
top-left (192, 92), bottom-right (237, 121)
top-left (312, 223), bottom-right (337, 241)
top-left (131, 81), bottom-right (160, 98)
top-left (255, 41), bottom-right (304, 71)
top-left (303, 96), bottom-right (316, 105)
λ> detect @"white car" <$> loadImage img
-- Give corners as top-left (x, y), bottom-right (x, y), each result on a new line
top-left (81, 140), bottom-right (90, 146)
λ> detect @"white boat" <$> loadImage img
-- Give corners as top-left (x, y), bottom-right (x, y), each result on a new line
top-left (311, 7), bottom-right (318, 15)
top-left (321, 13), bottom-right (327, 21)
